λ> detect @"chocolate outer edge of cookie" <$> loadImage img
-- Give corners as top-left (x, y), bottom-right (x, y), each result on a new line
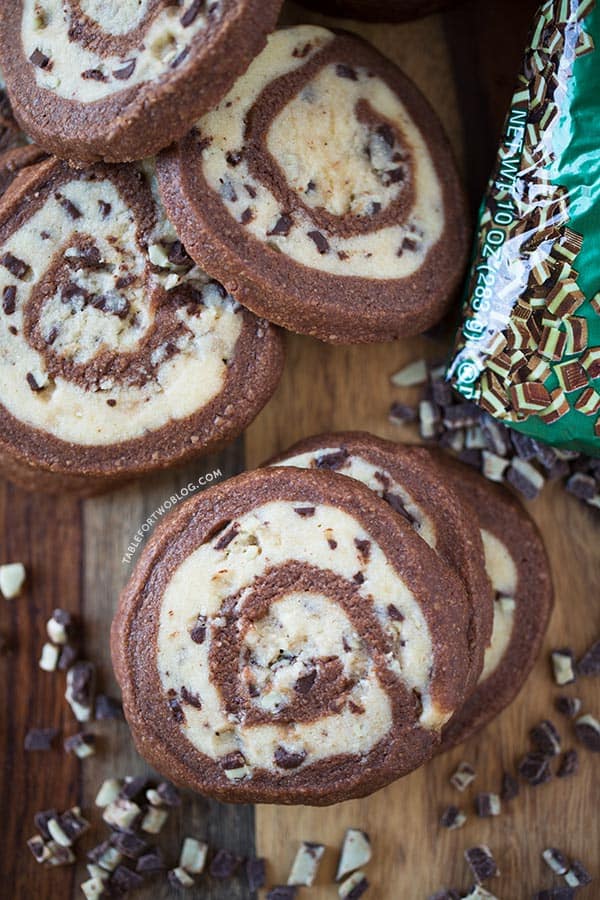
top-left (0, 0), bottom-right (283, 163)
top-left (111, 466), bottom-right (472, 805)
top-left (295, 0), bottom-right (460, 23)
top-left (419, 449), bottom-right (554, 752)
top-left (0, 81), bottom-right (26, 154)
top-left (267, 430), bottom-right (494, 696)
top-left (0, 144), bottom-right (49, 203)
top-left (0, 156), bottom-right (285, 495)
top-left (156, 29), bottom-right (469, 344)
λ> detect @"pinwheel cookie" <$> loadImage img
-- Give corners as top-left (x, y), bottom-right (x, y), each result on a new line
top-left (112, 466), bottom-right (472, 805)
top-left (0, 0), bottom-right (282, 162)
top-left (157, 25), bottom-right (468, 343)
top-left (0, 157), bottom-right (283, 493)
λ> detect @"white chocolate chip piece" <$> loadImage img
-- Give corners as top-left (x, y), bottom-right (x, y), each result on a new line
top-left (542, 847), bottom-right (569, 876)
top-left (81, 877), bottom-right (105, 900)
top-left (95, 778), bottom-right (122, 808)
top-left (39, 642), bottom-right (60, 672)
top-left (288, 841), bottom-right (325, 887)
top-left (482, 451), bottom-right (509, 483)
top-left (0, 562), bottom-right (26, 598)
top-left (47, 819), bottom-right (72, 848)
top-left (179, 837), bottom-right (209, 875)
top-left (390, 358), bottom-right (428, 387)
top-left (224, 765), bottom-right (251, 781)
top-left (87, 864), bottom-right (110, 882)
top-left (169, 867), bottom-right (195, 888)
top-left (419, 399), bottom-right (439, 439)
top-left (551, 649), bottom-right (576, 685)
top-left (164, 272), bottom-right (180, 290)
top-left (450, 761), bottom-right (476, 792)
top-left (145, 788), bottom-right (163, 807)
top-left (141, 807), bottom-right (169, 834)
top-left (148, 243), bottom-right (170, 267)
top-left (95, 846), bottom-right (122, 873)
top-left (102, 799), bottom-right (141, 830)
top-left (336, 829), bottom-right (371, 882)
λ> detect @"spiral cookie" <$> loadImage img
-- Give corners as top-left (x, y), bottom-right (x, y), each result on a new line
top-left (0, 0), bottom-right (283, 162)
top-left (0, 157), bottom-right (284, 494)
top-left (269, 431), bottom-right (493, 695)
top-left (418, 451), bottom-right (554, 751)
top-left (112, 466), bottom-right (472, 805)
top-left (296, 0), bottom-right (460, 23)
top-left (157, 26), bottom-right (468, 343)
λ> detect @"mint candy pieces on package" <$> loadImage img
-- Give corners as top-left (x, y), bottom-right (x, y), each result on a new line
top-left (449, 0), bottom-right (600, 455)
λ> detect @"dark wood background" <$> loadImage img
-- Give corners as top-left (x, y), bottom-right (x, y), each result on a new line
top-left (1, 1), bottom-right (598, 897)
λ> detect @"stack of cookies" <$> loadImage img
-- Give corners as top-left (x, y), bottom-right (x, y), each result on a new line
top-left (0, 0), bottom-right (553, 808)
top-left (113, 432), bottom-right (553, 805)
top-left (0, 3), bottom-right (468, 493)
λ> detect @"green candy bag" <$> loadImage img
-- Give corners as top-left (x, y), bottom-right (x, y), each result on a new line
top-left (449, 0), bottom-right (600, 455)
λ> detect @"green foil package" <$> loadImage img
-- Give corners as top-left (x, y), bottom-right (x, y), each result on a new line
top-left (448, 0), bottom-right (600, 454)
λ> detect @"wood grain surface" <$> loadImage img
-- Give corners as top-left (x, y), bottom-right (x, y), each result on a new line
top-left (1, 1), bottom-right (598, 899)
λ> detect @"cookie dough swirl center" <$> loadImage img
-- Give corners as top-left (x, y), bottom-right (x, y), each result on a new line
top-left (25, 225), bottom-right (150, 371)
top-left (197, 26), bottom-right (445, 279)
top-left (238, 588), bottom-right (371, 723)
top-left (266, 69), bottom-right (414, 222)
top-left (157, 500), bottom-right (438, 780)
top-left (213, 567), bottom-right (387, 731)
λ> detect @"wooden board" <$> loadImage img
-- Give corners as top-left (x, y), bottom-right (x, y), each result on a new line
top-left (1, 1), bottom-right (598, 897)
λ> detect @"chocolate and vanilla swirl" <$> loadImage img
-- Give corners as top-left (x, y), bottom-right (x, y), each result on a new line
top-left (0, 0), bottom-right (282, 160)
top-left (158, 25), bottom-right (468, 342)
top-left (112, 466), bottom-right (471, 804)
top-left (0, 157), bottom-right (283, 492)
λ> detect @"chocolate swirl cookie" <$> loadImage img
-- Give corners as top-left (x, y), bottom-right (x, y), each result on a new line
top-left (296, 0), bottom-right (460, 23)
top-left (112, 466), bottom-right (472, 804)
top-left (269, 431), bottom-right (493, 695)
top-left (157, 25), bottom-right (468, 343)
top-left (0, 157), bottom-right (284, 493)
top-left (0, 0), bottom-right (283, 162)
top-left (419, 451), bottom-right (554, 751)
